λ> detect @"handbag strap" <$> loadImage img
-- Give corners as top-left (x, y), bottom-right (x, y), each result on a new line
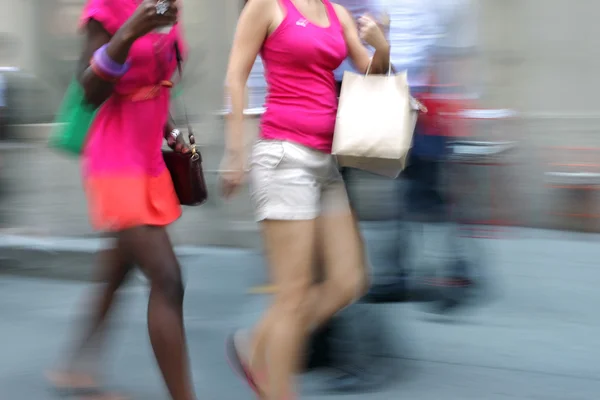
top-left (173, 42), bottom-right (199, 161)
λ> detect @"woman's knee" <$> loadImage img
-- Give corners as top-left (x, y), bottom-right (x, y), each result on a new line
top-left (273, 283), bottom-right (312, 322)
top-left (150, 264), bottom-right (185, 306)
top-left (330, 264), bottom-right (368, 306)
top-left (119, 226), bottom-right (185, 306)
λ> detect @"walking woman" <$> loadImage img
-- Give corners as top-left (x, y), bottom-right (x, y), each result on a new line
top-left (221, 0), bottom-right (390, 398)
top-left (46, 1), bottom-right (198, 399)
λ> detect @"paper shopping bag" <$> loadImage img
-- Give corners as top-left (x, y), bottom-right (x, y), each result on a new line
top-left (332, 70), bottom-right (418, 178)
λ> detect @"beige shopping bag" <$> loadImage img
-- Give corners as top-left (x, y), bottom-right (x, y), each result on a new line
top-left (332, 68), bottom-right (419, 178)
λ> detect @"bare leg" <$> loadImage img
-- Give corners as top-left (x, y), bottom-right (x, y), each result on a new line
top-left (252, 219), bottom-right (316, 399)
top-left (309, 211), bottom-right (367, 326)
top-left (119, 225), bottom-right (196, 400)
top-left (247, 212), bottom-right (366, 383)
top-left (47, 242), bottom-right (134, 391)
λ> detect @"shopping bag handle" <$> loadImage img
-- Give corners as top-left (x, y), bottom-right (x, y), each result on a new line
top-left (365, 57), bottom-right (393, 77)
top-left (362, 59), bottom-right (427, 113)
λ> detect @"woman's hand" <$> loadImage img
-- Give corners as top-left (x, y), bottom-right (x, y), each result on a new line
top-left (167, 132), bottom-right (190, 153)
top-left (219, 148), bottom-right (246, 199)
top-left (121, 0), bottom-right (179, 41)
top-left (358, 15), bottom-right (388, 51)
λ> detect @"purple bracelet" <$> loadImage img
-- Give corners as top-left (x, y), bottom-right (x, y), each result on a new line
top-left (92, 44), bottom-right (131, 78)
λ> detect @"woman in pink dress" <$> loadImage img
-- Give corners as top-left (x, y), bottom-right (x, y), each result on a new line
top-left (46, 1), bottom-right (198, 399)
top-left (221, 0), bottom-right (390, 398)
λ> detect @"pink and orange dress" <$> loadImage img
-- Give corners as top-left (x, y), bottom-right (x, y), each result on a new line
top-left (80, 0), bottom-right (185, 231)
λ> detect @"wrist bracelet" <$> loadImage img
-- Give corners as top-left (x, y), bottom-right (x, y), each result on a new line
top-left (91, 44), bottom-right (131, 79)
top-left (97, 44), bottom-right (129, 73)
top-left (89, 58), bottom-right (118, 83)
top-left (170, 129), bottom-right (181, 139)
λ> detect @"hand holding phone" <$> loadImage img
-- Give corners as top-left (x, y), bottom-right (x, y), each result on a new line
top-left (154, 0), bottom-right (176, 34)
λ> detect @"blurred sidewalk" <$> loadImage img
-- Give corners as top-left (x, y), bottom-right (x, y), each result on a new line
top-left (1, 227), bottom-right (600, 399)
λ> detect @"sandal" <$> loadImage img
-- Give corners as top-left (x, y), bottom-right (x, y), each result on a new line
top-left (225, 331), bottom-right (264, 398)
top-left (45, 370), bottom-right (128, 399)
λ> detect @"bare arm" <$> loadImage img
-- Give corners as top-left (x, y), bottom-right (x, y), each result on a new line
top-left (333, 4), bottom-right (390, 75)
top-left (77, 20), bottom-right (136, 108)
top-left (78, 0), bottom-right (178, 107)
top-left (224, 0), bottom-right (272, 156)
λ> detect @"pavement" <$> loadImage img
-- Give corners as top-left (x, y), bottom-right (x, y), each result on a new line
top-left (1, 228), bottom-right (600, 399)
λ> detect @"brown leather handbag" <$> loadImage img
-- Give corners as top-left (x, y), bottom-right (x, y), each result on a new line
top-left (163, 131), bottom-right (207, 206)
top-left (162, 43), bottom-right (208, 206)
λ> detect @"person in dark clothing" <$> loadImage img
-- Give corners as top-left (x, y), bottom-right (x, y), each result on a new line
top-left (316, 0), bottom-right (480, 393)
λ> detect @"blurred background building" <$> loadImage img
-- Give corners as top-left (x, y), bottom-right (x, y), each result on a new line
top-left (1, 0), bottom-right (599, 244)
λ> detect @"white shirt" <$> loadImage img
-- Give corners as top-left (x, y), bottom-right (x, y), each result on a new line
top-left (385, 0), bottom-right (443, 87)
top-left (333, 0), bottom-right (443, 87)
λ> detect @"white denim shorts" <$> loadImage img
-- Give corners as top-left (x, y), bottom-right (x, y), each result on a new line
top-left (249, 140), bottom-right (350, 221)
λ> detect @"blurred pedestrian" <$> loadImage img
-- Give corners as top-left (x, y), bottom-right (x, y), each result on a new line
top-left (358, 0), bottom-right (479, 306)
top-left (220, 0), bottom-right (389, 398)
top-left (45, 1), bottom-right (198, 400)
top-left (332, 0), bottom-right (443, 300)
top-left (401, 0), bottom-right (480, 313)
top-left (321, 0), bottom-right (481, 392)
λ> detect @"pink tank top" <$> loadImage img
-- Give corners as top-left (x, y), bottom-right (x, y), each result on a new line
top-left (260, 0), bottom-right (347, 153)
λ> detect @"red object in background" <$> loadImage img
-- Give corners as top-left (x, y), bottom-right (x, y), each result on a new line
top-left (415, 89), bottom-right (475, 138)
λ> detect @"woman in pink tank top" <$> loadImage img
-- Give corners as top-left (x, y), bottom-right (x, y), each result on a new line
top-left (221, 0), bottom-right (390, 398)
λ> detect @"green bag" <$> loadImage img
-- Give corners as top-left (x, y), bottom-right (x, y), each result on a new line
top-left (49, 79), bottom-right (98, 155)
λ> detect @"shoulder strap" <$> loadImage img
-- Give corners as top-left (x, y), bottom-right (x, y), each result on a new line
top-left (173, 42), bottom-right (198, 159)
top-left (322, 0), bottom-right (341, 29)
top-left (279, 0), bottom-right (300, 18)
top-left (174, 41), bottom-right (184, 82)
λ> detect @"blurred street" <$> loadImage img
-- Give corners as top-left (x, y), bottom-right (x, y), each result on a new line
top-left (0, 0), bottom-right (599, 399)
top-left (1, 228), bottom-right (600, 399)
